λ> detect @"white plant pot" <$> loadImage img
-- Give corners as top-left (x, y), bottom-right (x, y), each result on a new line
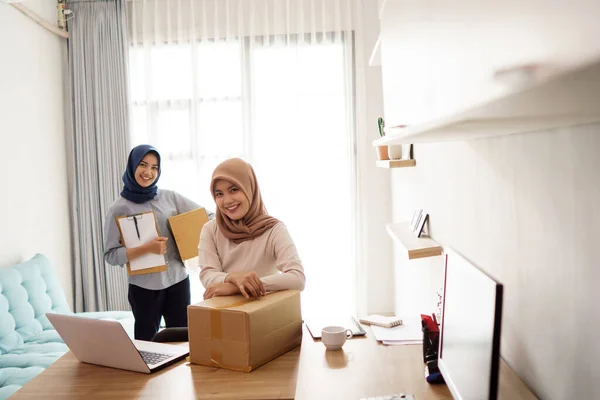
top-left (387, 145), bottom-right (402, 160)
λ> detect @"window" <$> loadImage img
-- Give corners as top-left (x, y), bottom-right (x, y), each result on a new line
top-left (129, 35), bottom-right (356, 318)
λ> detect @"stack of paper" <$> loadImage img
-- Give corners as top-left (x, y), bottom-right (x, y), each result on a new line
top-left (370, 317), bottom-right (422, 345)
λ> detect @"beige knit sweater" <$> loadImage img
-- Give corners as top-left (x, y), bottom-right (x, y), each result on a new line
top-left (198, 220), bottom-right (306, 292)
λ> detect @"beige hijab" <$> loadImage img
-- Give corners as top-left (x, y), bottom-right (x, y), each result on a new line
top-left (210, 158), bottom-right (279, 244)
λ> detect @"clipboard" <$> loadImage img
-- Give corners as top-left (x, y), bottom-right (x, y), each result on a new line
top-left (115, 211), bottom-right (167, 276)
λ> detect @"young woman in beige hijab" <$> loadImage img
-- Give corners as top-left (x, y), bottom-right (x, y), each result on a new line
top-left (199, 158), bottom-right (306, 299)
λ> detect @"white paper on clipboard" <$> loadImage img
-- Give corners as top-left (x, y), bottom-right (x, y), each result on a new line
top-left (116, 211), bottom-right (166, 272)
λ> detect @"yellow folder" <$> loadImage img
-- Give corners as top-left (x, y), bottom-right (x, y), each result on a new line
top-left (168, 207), bottom-right (210, 262)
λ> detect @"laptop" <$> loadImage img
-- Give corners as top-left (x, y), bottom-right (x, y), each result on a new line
top-left (47, 313), bottom-right (189, 374)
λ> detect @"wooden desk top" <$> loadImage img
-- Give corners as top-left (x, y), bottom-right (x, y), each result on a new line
top-left (295, 328), bottom-right (451, 400)
top-left (12, 326), bottom-right (536, 399)
top-left (295, 327), bottom-right (537, 400)
top-left (11, 345), bottom-right (299, 399)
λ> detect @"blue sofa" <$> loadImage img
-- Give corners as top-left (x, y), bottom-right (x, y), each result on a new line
top-left (0, 254), bottom-right (134, 399)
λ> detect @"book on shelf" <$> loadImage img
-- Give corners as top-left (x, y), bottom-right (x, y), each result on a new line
top-left (359, 314), bottom-right (403, 328)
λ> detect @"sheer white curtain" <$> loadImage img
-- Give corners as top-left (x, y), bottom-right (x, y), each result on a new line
top-left (126, 0), bottom-right (363, 318)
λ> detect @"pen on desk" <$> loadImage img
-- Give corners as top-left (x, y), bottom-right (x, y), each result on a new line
top-left (133, 215), bottom-right (140, 240)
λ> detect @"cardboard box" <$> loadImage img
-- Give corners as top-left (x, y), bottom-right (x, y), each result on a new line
top-left (167, 207), bottom-right (209, 261)
top-left (188, 290), bottom-right (302, 372)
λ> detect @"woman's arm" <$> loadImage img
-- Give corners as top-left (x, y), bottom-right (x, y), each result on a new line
top-left (261, 223), bottom-right (306, 292)
top-left (103, 210), bottom-right (129, 266)
top-left (198, 224), bottom-right (228, 287)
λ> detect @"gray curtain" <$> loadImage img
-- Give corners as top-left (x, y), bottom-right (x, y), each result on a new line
top-left (67, 0), bottom-right (131, 312)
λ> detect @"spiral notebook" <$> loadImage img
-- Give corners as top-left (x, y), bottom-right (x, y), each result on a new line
top-left (358, 314), bottom-right (403, 328)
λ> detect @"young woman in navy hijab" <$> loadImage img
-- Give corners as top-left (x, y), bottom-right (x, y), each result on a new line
top-left (103, 144), bottom-right (214, 341)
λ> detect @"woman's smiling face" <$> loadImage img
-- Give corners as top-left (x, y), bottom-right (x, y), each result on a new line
top-left (134, 153), bottom-right (159, 187)
top-left (213, 179), bottom-right (250, 221)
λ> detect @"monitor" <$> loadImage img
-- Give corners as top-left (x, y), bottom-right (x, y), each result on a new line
top-left (438, 248), bottom-right (504, 400)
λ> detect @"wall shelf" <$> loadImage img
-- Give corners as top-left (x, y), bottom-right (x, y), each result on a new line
top-left (386, 222), bottom-right (443, 260)
top-left (376, 159), bottom-right (416, 168)
top-left (373, 58), bottom-right (600, 146)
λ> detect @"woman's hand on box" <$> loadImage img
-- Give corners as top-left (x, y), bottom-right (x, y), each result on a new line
top-left (224, 271), bottom-right (266, 298)
top-left (203, 282), bottom-right (240, 300)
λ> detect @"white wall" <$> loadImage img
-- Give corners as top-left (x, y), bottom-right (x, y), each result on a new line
top-left (356, 0), bottom-right (394, 316)
top-left (0, 1), bottom-right (72, 308)
top-left (391, 124), bottom-right (600, 399)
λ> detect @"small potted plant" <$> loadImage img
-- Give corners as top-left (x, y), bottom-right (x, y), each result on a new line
top-left (376, 117), bottom-right (389, 160)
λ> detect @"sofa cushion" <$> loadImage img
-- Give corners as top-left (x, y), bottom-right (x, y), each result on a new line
top-left (0, 254), bottom-right (71, 355)
top-left (0, 366), bottom-right (45, 399)
top-left (0, 349), bottom-right (66, 369)
top-left (0, 254), bottom-right (135, 400)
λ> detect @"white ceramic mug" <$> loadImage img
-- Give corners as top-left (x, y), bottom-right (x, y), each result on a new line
top-left (321, 326), bottom-right (353, 351)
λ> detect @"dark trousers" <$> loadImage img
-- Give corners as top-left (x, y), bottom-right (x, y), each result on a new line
top-left (128, 277), bottom-right (191, 341)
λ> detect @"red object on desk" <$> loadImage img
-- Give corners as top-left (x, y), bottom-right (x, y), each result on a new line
top-left (421, 314), bottom-right (438, 333)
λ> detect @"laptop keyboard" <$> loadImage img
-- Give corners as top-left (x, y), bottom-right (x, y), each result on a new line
top-left (139, 350), bottom-right (174, 366)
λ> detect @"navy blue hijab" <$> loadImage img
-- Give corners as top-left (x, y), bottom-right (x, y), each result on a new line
top-left (120, 144), bottom-right (161, 204)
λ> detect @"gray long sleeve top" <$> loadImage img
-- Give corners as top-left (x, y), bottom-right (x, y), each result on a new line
top-left (103, 189), bottom-right (214, 290)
